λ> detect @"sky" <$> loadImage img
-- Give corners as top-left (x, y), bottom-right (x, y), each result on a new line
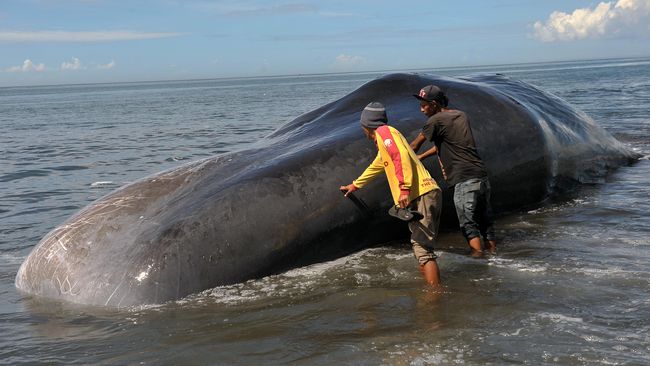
top-left (1, 0), bottom-right (650, 86)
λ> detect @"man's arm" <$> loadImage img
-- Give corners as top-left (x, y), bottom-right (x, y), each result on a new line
top-left (417, 118), bottom-right (441, 161)
top-left (410, 132), bottom-right (426, 153)
top-left (417, 145), bottom-right (438, 161)
top-left (340, 153), bottom-right (383, 196)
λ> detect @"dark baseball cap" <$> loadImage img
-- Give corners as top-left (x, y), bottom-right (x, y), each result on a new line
top-left (413, 85), bottom-right (446, 104)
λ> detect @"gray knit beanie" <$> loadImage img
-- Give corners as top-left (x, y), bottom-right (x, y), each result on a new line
top-left (360, 102), bottom-right (387, 129)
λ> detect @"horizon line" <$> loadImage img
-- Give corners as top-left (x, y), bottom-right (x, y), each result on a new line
top-left (2, 55), bottom-right (650, 89)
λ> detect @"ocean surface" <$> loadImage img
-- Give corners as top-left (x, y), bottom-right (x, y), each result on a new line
top-left (1, 58), bottom-right (649, 365)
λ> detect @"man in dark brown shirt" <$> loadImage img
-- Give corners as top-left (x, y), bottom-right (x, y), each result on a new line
top-left (410, 85), bottom-right (497, 256)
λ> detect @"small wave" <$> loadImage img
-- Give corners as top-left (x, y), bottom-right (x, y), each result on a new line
top-left (526, 197), bottom-right (589, 215)
top-left (488, 257), bottom-right (548, 273)
top-left (47, 165), bottom-right (90, 171)
top-left (3, 205), bottom-right (80, 219)
top-left (175, 247), bottom-right (410, 307)
top-left (499, 328), bottom-right (524, 337)
top-left (128, 304), bottom-right (165, 313)
top-left (90, 181), bottom-right (117, 188)
top-left (281, 256), bottom-right (353, 278)
top-left (562, 265), bottom-right (650, 280)
top-left (386, 342), bottom-right (471, 366)
top-left (568, 266), bottom-right (622, 278)
top-left (0, 252), bottom-right (26, 265)
top-left (536, 312), bottom-right (584, 324)
top-left (0, 169), bottom-right (50, 183)
top-left (196, 255), bottom-right (359, 305)
top-left (165, 156), bottom-right (188, 162)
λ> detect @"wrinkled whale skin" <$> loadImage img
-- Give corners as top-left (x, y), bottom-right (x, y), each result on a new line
top-left (15, 73), bottom-right (639, 307)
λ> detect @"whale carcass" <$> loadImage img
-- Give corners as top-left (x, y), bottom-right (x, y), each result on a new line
top-left (15, 73), bottom-right (639, 307)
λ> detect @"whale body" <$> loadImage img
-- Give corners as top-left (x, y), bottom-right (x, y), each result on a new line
top-left (15, 73), bottom-right (638, 307)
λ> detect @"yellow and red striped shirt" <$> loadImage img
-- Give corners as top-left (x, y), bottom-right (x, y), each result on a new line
top-left (353, 125), bottom-right (439, 205)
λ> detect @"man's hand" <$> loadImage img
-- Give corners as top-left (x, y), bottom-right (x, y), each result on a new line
top-left (340, 184), bottom-right (358, 197)
top-left (438, 158), bottom-right (447, 180)
top-left (417, 146), bottom-right (438, 161)
top-left (398, 191), bottom-right (410, 208)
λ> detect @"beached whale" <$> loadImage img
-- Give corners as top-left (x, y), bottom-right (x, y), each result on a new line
top-left (15, 73), bottom-right (639, 307)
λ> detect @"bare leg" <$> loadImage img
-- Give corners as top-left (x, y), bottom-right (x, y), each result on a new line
top-left (468, 237), bottom-right (483, 256)
top-left (486, 240), bottom-right (497, 254)
top-left (420, 260), bottom-right (441, 286)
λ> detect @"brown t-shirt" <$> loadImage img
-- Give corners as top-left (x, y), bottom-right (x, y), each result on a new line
top-left (422, 109), bottom-right (487, 186)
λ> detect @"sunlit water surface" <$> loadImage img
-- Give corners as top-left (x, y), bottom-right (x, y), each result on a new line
top-left (1, 58), bottom-right (649, 365)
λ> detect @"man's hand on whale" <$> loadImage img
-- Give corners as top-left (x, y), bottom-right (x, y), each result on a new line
top-left (339, 184), bottom-right (358, 197)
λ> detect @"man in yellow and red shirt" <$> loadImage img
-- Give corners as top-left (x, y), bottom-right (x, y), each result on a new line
top-left (340, 102), bottom-right (443, 286)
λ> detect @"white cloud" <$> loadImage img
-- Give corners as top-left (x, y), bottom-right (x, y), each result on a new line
top-left (226, 3), bottom-right (316, 16)
top-left (319, 11), bottom-right (361, 18)
top-left (5, 59), bottom-right (45, 72)
top-left (0, 30), bottom-right (182, 43)
top-left (334, 54), bottom-right (365, 66)
top-left (98, 60), bottom-right (116, 69)
top-left (189, 1), bottom-right (362, 18)
top-left (533, 0), bottom-right (650, 42)
top-left (191, 2), bottom-right (316, 16)
top-left (61, 57), bottom-right (83, 70)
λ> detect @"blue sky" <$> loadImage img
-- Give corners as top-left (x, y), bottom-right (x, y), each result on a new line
top-left (1, 0), bottom-right (650, 86)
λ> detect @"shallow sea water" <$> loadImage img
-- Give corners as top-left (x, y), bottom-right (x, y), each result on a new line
top-left (1, 58), bottom-right (649, 365)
